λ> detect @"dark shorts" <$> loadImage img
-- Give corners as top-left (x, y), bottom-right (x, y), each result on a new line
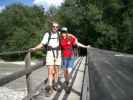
top-left (62, 57), bottom-right (75, 69)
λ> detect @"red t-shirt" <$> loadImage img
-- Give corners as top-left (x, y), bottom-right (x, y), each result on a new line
top-left (60, 33), bottom-right (77, 57)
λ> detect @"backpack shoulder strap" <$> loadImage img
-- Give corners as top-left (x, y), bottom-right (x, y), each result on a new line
top-left (47, 32), bottom-right (51, 45)
top-left (57, 31), bottom-right (60, 37)
top-left (57, 31), bottom-right (60, 42)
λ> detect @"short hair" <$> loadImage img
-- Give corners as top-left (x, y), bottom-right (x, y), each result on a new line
top-left (51, 21), bottom-right (59, 27)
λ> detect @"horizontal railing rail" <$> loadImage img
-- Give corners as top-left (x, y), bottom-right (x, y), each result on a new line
top-left (0, 48), bottom-right (80, 100)
top-left (0, 50), bottom-right (29, 55)
top-left (0, 61), bottom-right (44, 86)
top-left (0, 50), bottom-right (45, 100)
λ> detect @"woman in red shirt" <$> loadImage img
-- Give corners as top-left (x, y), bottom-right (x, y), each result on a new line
top-left (60, 27), bottom-right (90, 93)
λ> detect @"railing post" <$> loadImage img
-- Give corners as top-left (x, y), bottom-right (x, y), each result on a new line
top-left (25, 52), bottom-right (33, 100)
top-left (81, 49), bottom-right (90, 100)
top-left (77, 47), bottom-right (79, 57)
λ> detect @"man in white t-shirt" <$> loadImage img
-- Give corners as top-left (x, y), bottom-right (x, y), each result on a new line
top-left (30, 22), bottom-right (61, 96)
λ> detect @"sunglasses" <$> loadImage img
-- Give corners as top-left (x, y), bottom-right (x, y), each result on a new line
top-left (52, 26), bottom-right (58, 28)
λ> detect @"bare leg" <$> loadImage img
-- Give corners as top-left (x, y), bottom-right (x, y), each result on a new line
top-left (64, 69), bottom-right (69, 81)
top-left (48, 65), bottom-right (54, 86)
top-left (54, 66), bottom-right (59, 82)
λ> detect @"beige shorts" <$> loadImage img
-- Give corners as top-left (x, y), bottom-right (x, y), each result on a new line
top-left (46, 50), bottom-right (61, 66)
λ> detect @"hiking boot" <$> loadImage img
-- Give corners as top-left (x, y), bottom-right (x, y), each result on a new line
top-left (53, 82), bottom-right (61, 92)
top-left (64, 81), bottom-right (71, 94)
top-left (45, 86), bottom-right (53, 97)
top-left (65, 85), bottom-right (71, 94)
top-left (63, 81), bottom-right (69, 88)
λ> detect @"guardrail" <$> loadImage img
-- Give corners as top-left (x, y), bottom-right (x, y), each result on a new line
top-left (0, 48), bottom-right (80, 100)
top-left (0, 51), bottom-right (45, 100)
top-left (81, 49), bottom-right (90, 100)
top-left (82, 48), bottom-right (133, 100)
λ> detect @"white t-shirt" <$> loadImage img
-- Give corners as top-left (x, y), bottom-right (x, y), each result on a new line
top-left (41, 32), bottom-right (59, 48)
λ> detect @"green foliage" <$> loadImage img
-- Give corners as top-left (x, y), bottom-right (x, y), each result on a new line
top-left (1, 0), bottom-right (133, 60)
top-left (55, 0), bottom-right (133, 54)
top-left (0, 4), bottom-right (48, 59)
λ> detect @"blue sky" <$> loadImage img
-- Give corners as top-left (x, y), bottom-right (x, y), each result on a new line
top-left (0, 0), bottom-right (32, 6)
top-left (0, 0), bottom-right (64, 11)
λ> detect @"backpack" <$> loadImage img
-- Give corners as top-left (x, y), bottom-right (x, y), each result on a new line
top-left (44, 31), bottom-right (60, 58)
top-left (47, 32), bottom-right (60, 48)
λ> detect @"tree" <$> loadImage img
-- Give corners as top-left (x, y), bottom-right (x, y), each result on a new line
top-left (0, 4), bottom-right (49, 59)
top-left (55, 0), bottom-right (133, 53)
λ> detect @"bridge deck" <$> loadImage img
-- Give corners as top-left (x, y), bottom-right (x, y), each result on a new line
top-left (1, 48), bottom-right (133, 100)
top-left (23, 57), bottom-right (87, 100)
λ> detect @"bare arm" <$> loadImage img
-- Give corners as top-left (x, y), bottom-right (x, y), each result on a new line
top-left (77, 42), bottom-right (91, 48)
top-left (70, 33), bottom-right (91, 48)
top-left (30, 43), bottom-right (44, 51)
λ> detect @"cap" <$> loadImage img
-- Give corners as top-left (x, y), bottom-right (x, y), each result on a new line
top-left (61, 27), bottom-right (68, 32)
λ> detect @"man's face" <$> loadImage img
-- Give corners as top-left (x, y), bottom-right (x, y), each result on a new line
top-left (52, 23), bottom-right (59, 33)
